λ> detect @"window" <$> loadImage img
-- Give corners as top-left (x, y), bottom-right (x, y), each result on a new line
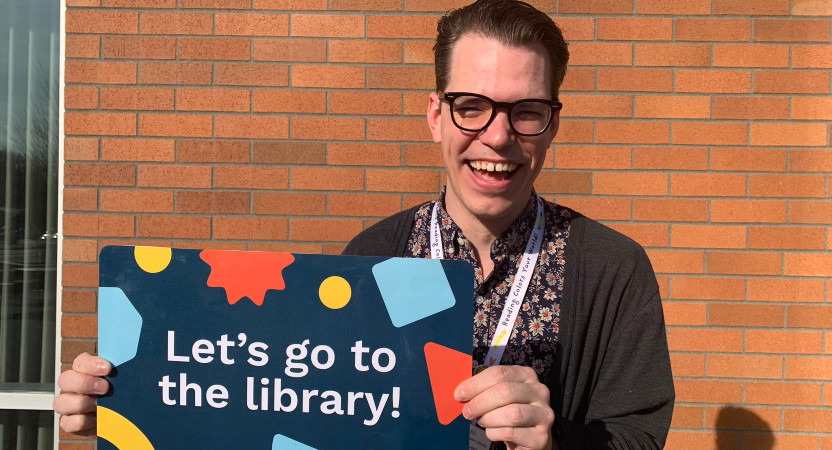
top-left (0, 0), bottom-right (60, 448)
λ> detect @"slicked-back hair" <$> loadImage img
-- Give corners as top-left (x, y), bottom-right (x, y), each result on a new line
top-left (434, 0), bottom-right (569, 99)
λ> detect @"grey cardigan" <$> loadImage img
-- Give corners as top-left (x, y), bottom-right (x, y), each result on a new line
top-left (343, 204), bottom-right (675, 449)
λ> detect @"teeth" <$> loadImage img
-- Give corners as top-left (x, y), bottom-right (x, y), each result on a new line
top-left (470, 161), bottom-right (517, 172)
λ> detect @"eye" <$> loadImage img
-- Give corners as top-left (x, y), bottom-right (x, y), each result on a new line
top-left (454, 97), bottom-right (491, 117)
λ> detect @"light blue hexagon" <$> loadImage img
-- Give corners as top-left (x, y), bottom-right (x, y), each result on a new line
top-left (98, 287), bottom-right (143, 367)
top-left (272, 434), bottom-right (317, 450)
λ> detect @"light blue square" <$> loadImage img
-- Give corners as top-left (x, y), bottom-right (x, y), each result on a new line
top-left (372, 258), bottom-right (457, 328)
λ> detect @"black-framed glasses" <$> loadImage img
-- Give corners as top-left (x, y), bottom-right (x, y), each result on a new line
top-left (441, 92), bottom-right (562, 136)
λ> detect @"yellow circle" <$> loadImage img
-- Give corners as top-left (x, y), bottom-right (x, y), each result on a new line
top-left (134, 246), bottom-right (172, 273)
top-left (319, 276), bottom-right (351, 309)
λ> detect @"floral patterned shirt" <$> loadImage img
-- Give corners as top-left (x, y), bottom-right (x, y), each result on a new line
top-left (404, 189), bottom-right (572, 382)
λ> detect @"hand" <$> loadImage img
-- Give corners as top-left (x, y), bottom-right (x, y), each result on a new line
top-left (454, 365), bottom-right (556, 450)
top-left (53, 352), bottom-right (112, 436)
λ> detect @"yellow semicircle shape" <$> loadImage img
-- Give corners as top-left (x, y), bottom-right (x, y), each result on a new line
top-left (97, 405), bottom-right (155, 450)
top-left (134, 246), bottom-right (172, 274)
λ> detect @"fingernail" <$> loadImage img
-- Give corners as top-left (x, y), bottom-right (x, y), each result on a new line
top-left (462, 404), bottom-right (471, 419)
top-left (94, 379), bottom-right (108, 394)
top-left (96, 363), bottom-right (110, 374)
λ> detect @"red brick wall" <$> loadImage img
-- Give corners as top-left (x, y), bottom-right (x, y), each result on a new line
top-left (61, 0), bottom-right (832, 448)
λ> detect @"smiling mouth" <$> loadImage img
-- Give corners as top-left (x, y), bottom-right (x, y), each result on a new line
top-left (467, 161), bottom-right (518, 182)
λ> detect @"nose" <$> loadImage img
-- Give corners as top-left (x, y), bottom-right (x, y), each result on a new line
top-left (478, 108), bottom-right (515, 149)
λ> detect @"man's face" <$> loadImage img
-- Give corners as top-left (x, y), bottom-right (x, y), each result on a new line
top-left (427, 34), bottom-right (559, 231)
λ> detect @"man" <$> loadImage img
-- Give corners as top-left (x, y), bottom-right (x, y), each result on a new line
top-left (55, 1), bottom-right (674, 448)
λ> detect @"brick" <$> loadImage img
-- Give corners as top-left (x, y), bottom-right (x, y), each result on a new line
top-left (662, 301), bottom-right (706, 326)
top-left (714, 0), bottom-right (789, 15)
top-left (214, 166), bottom-right (289, 189)
top-left (178, 38), bottom-right (250, 61)
top-left (66, 36), bottom-right (101, 59)
top-left (329, 40), bottom-right (401, 64)
top-left (671, 174), bottom-right (746, 197)
top-left (102, 37), bottom-right (175, 60)
top-left (710, 303), bottom-right (785, 327)
top-left (666, 431), bottom-right (735, 449)
top-left (290, 218), bottom-right (364, 241)
top-left (255, 0), bottom-right (327, 9)
top-left (784, 409), bottom-right (832, 432)
top-left (595, 121), bottom-right (670, 144)
top-left (64, 188), bottom-right (98, 211)
top-left (555, 146), bottom-right (630, 169)
top-left (556, 120), bottom-right (594, 143)
top-left (558, 94), bottom-right (632, 118)
top-left (635, 44), bottom-right (710, 67)
top-left (403, 144), bottom-right (443, 167)
top-left (713, 45), bottom-right (789, 68)
top-left (66, 11), bottom-right (138, 34)
top-left (249, 243), bottom-right (323, 255)
top-left (554, 197), bottom-right (631, 221)
top-left (670, 276), bottom-right (745, 301)
top-left (670, 405), bottom-right (704, 430)
top-left (750, 226), bottom-right (826, 250)
top-left (608, 224), bottom-right (668, 247)
top-left (748, 330), bottom-right (823, 354)
top-left (66, 0), bottom-right (99, 5)
top-left (330, 0), bottom-right (401, 10)
top-left (638, 0), bottom-right (711, 14)
top-left (139, 114), bottom-right (212, 138)
top-left (253, 90), bottom-right (326, 113)
top-left (535, 172), bottom-right (592, 195)
top-left (713, 97), bottom-right (789, 120)
top-left (711, 148), bottom-right (787, 172)
top-left (707, 355), bottom-right (783, 379)
top-left (65, 138), bottom-right (99, 161)
top-left (66, 113), bottom-right (136, 136)
top-left (675, 70), bottom-right (751, 93)
top-left (754, 71), bottom-right (830, 94)
top-left (252, 193), bottom-right (325, 215)
top-left (748, 382), bottom-right (822, 406)
top-left (672, 225), bottom-right (746, 249)
top-left (65, 86), bottom-right (99, 110)
top-left (790, 201), bottom-right (832, 224)
top-left (214, 217), bottom-right (288, 240)
top-left (597, 18), bottom-right (671, 41)
top-left (669, 354), bottom-right (705, 378)
top-left (673, 122), bottom-right (747, 146)
top-left (65, 163), bottom-right (135, 187)
top-left (139, 62), bottom-right (212, 85)
top-left (216, 116), bottom-right (289, 139)
top-left (635, 95), bottom-right (709, 119)
top-left (795, 0), bottom-right (832, 14)
top-left (793, 46), bottom-right (832, 69)
top-left (668, 328), bottom-right (743, 352)
top-left (215, 13), bottom-right (288, 36)
top-left (138, 165), bottom-right (211, 188)
top-left (712, 200), bottom-right (786, 223)
top-left (66, 61), bottom-right (136, 85)
top-left (63, 239), bottom-right (100, 263)
top-left (366, 169), bottom-right (439, 193)
top-left (327, 193), bottom-right (401, 217)
top-left (560, 68), bottom-right (596, 92)
top-left (329, 91), bottom-right (401, 116)
top-left (62, 339), bottom-right (96, 363)
top-left (558, 0), bottom-right (632, 14)
top-left (100, 189), bottom-right (173, 213)
top-left (785, 253), bottom-right (832, 277)
top-left (291, 14), bottom-right (364, 38)
top-left (252, 142), bottom-right (325, 164)
top-left (176, 192), bottom-right (250, 214)
top-left (404, 41), bottom-right (435, 64)
top-left (368, 66), bottom-right (434, 90)
top-left (675, 380), bottom-right (743, 403)
top-left (327, 143), bottom-right (401, 167)
top-left (140, 12), bottom-right (212, 35)
top-left (178, 88), bottom-right (250, 112)
top-left (788, 305), bottom-right (832, 329)
top-left (634, 198), bottom-right (708, 222)
top-left (568, 43), bottom-right (632, 66)
top-left (675, 19), bottom-right (750, 41)
top-left (175, 241), bottom-right (245, 251)
top-left (178, 140), bottom-right (250, 163)
top-left (749, 278), bottom-right (824, 303)
top-left (749, 174), bottom-right (826, 198)
top-left (292, 117), bottom-right (365, 141)
top-left (101, 87), bottom-right (174, 111)
top-left (367, 16), bottom-right (440, 39)
top-left (63, 214), bottom-right (134, 238)
top-left (216, 63), bottom-right (288, 87)
top-left (180, 0), bottom-right (250, 8)
top-left (62, 314), bottom-right (98, 338)
top-left (369, 118), bottom-right (432, 142)
top-left (597, 69), bottom-right (672, 92)
top-left (632, 147), bottom-right (707, 171)
top-left (291, 168), bottom-right (364, 191)
top-left (793, 97), bottom-right (832, 120)
top-left (707, 251), bottom-right (782, 276)
top-left (755, 19), bottom-right (830, 43)
top-left (103, 0), bottom-right (176, 6)
top-left (650, 252), bottom-right (707, 277)
top-left (704, 406), bottom-right (781, 431)
top-left (292, 65), bottom-right (363, 88)
top-left (138, 216), bottom-right (211, 239)
top-left (254, 39), bottom-right (326, 62)
top-left (786, 357), bottom-right (832, 380)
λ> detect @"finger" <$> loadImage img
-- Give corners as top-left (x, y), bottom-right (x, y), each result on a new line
top-left (476, 401), bottom-right (554, 430)
top-left (72, 352), bottom-right (112, 376)
top-left (53, 392), bottom-right (98, 416)
top-left (455, 365), bottom-right (539, 402)
top-left (58, 412), bottom-right (97, 436)
top-left (464, 380), bottom-right (550, 420)
top-left (57, 369), bottom-right (110, 396)
top-left (486, 424), bottom-right (552, 450)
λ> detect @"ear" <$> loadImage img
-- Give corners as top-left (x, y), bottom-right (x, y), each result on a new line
top-left (426, 91), bottom-right (443, 144)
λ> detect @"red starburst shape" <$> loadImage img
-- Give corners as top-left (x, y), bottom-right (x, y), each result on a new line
top-left (199, 250), bottom-right (295, 306)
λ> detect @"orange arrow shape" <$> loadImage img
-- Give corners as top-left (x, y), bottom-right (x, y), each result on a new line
top-left (423, 342), bottom-right (472, 425)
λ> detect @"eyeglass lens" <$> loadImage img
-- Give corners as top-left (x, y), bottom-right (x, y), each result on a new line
top-left (451, 95), bottom-right (552, 135)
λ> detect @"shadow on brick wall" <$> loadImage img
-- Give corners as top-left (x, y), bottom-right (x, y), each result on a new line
top-left (716, 406), bottom-right (774, 449)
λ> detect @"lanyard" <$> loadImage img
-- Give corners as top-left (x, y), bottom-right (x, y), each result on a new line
top-left (429, 196), bottom-right (545, 367)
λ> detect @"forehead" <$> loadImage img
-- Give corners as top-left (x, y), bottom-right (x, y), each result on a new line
top-left (446, 33), bottom-right (551, 100)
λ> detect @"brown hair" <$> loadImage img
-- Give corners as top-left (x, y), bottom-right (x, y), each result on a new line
top-left (434, 0), bottom-right (569, 98)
